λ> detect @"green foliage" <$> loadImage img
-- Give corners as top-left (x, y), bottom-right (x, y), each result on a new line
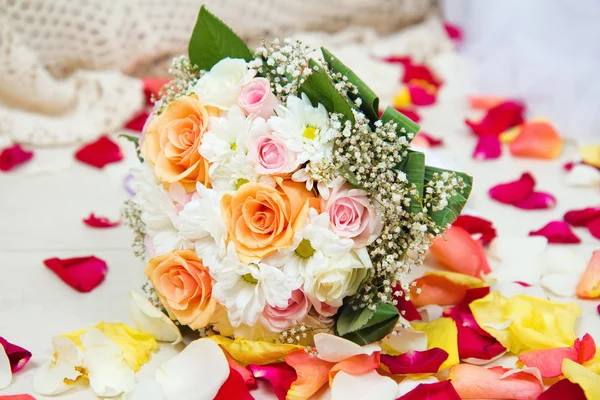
top-left (425, 166), bottom-right (473, 228)
top-left (398, 150), bottom-right (425, 215)
top-left (336, 302), bottom-right (399, 345)
top-left (380, 106), bottom-right (420, 139)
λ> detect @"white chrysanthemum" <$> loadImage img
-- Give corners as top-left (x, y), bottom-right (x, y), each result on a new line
top-left (192, 58), bottom-right (256, 110)
top-left (211, 243), bottom-right (293, 327)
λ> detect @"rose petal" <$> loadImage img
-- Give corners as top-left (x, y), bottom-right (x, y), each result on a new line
top-left (574, 333), bottom-right (596, 364)
top-left (249, 363), bottom-right (296, 400)
top-left (408, 83), bottom-right (437, 106)
top-left (0, 338), bottom-right (31, 373)
top-left (0, 395), bottom-right (36, 400)
top-left (449, 364), bottom-right (543, 399)
top-left (395, 59), bottom-right (442, 88)
top-left (518, 347), bottom-right (579, 378)
top-left (0, 346), bottom-right (11, 390)
top-left (214, 367), bottom-right (254, 400)
top-left (538, 247), bottom-right (587, 275)
top-left (566, 164), bottom-right (600, 187)
top-left (394, 107), bottom-right (421, 123)
top-left (124, 112), bottom-right (150, 132)
top-left (537, 378), bottom-right (587, 400)
top-left (509, 121), bottom-right (563, 159)
top-left (540, 273), bottom-right (580, 297)
top-left (513, 192), bottom-right (556, 210)
top-left (457, 324), bottom-right (507, 361)
top-left (588, 217), bottom-right (600, 240)
top-left (411, 272), bottom-right (485, 307)
top-left (0, 144), bottom-right (34, 172)
top-left (33, 337), bottom-right (84, 395)
top-left (468, 96), bottom-right (504, 111)
top-left (381, 348), bottom-right (448, 375)
top-left (313, 333), bottom-right (380, 363)
top-left (576, 251), bottom-right (600, 299)
top-left (562, 358), bottom-right (600, 400)
top-left (126, 379), bottom-right (166, 400)
top-left (430, 226), bottom-right (492, 276)
top-left (83, 213), bottom-right (121, 228)
top-left (397, 380), bottom-right (461, 400)
top-left (396, 376), bottom-right (439, 398)
top-left (412, 132), bottom-right (443, 149)
top-left (380, 328), bottom-right (428, 355)
top-left (74, 135), bottom-right (123, 169)
top-left (465, 101), bottom-right (525, 137)
top-left (418, 305), bottom-right (444, 322)
top-left (529, 221), bottom-right (581, 244)
top-left (285, 349), bottom-right (334, 400)
top-left (128, 292), bottom-right (182, 344)
top-left (44, 256), bottom-right (108, 293)
top-left (443, 22), bottom-right (463, 43)
top-left (392, 286), bottom-right (422, 321)
top-left (564, 207), bottom-right (600, 227)
top-left (499, 125), bottom-right (522, 143)
top-left (412, 318), bottom-right (460, 372)
top-left (489, 236), bottom-right (548, 261)
top-left (491, 256), bottom-right (543, 286)
top-left (329, 353), bottom-right (380, 385)
top-left (580, 144), bottom-right (600, 168)
top-left (453, 215), bottom-right (497, 245)
top-left (473, 135), bottom-right (502, 160)
top-left (488, 172), bottom-right (535, 205)
top-left (209, 336), bottom-right (302, 366)
top-left (331, 370), bottom-right (397, 400)
top-left (141, 77), bottom-right (169, 105)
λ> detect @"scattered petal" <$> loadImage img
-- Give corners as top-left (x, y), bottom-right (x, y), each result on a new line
top-left (430, 226), bottom-right (491, 276)
top-left (33, 337), bottom-right (84, 395)
top-left (0, 345), bottom-right (11, 390)
top-left (412, 318), bottom-right (460, 372)
top-left (381, 328), bottom-right (428, 355)
top-left (142, 77), bottom-right (169, 105)
top-left (443, 22), bottom-right (463, 43)
top-left (449, 364), bottom-right (543, 399)
top-left (509, 121), bottom-right (563, 159)
top-left (457, 324), bottom-right (507, 362)
top-left (392, 286), bottom-right (422, 321)
top-left (411, 272), bottom-right (484, 307)
top-left (397, 380), bottom-right (461, 400)
top-left (499, 125), bottom-right (522, 144)
top-left (488, 172), bottom-right (535, 205)
top-left (529, 221), bottom-right (581, 244)
top-left (399, 60), bottom-right (442, 88)
top-left (394, 107), bottom-right (421, 123)
top-left (538, 247), bottom-right (587, 275)
top-left (588, 217), bottom-right (600, 239)
top-left (74, 135), bottom-right (123, 169)
top-left (0, 338), bottom-right (31, 373)
top-left (562, 358), bottom-right (600, 400)
top-left (540, 274), bottom-right (580, 297)
top-left (418, 305), bottom-right (444, 322)
top-left (285, 349), bottom-right (334, 400)
top-left (83, 213), bottom-right (121, 228)
top-left (249, 363), bottom-right (296, 400)
top-left (313, 333), bottom-right (379, 363)
top-left (43, 256), bottom-right (108, 293)
top-left (331, 370), bottom-right (397, 400)
top-left (223, 351), bottom-right (255, 387)
top-left (407, 82), bottom-right (437, 106)
top-left (124, 111), bottom-right (150, 132)
top-left (380, 348), bottom-right (448, 375)
top-left (564, 207), bottom-right (600, 227)
top-left (412, 132), bottom-right (443, 148)
top-left (396, 376), bottom-right (439, 398)
top-left (214, 367), bottom-right (254, 400)
top-left (489, 236), bottom-right (548, 261)
top-left (580, 144), bottom-right (600, 168)
top-left (490, 256), bottom-right (543, 285)
top-left (328, 352), bottom-right (380, 385)
top-left (473, 134), bottom-right (502, 160)
top-left (0, 395), bottom-right (36, 400)
top-left (0, 144), bottom-right (34, 172)
top-left (575, 334), bottom-right (596, 364)
top-left (565, 164), bottom-right (600, 187)
top-left (126, 379), bottom-right (166, 400)
top-left (513, 192), bottom-right (556, 210)
top-left (465, 101), bottom-right (525, 137)
top-left (453, 214), bottom-right (497, 245)
top-left (537, 378), bottom-right (586, 400)
top-left (468, 95), bottom-right (504, 111)
top-left (518, 347), bottom-right (579, 378)
top-left (210, 336), bottom-right (303, 366)
top-left (128, 291), bottom-right (182, 344)
top-left (576, 251), bottom-right (600, 299)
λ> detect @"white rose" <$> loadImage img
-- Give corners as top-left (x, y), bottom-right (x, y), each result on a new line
top-left (192, 58), bottom-right (256, 110)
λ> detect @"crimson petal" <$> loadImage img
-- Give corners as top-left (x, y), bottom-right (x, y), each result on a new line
top-left (473, 135), bottom-right (502, 160)
top-left (124, 111), bottom-right (150, 132)
top-left (214, 367), bottom-right (255, 400)
top-left (574, 333), bottom-right (596, 363)
top-left (380, 348), bottom-right (448, 374)
top-left (564, 207), bottom-right (600, 226)
top-left (43, 256), bottom-right (108, 292)
top-left (0, 144), bottom-right (34, 172)
top-left (249, 363), bottom-right (297, 400)
top-left (513, 192), bottom-right (556, 210)
top-left (443, 22), bottom-right (463, 43)
top-left (408, 84), bottom-right (437, 106)
top-left (141, 77), bottom-right (169, 106)
top-left (0, 337), bottom-right (31, 373)
top-left (83, 213), bottom-right (121, 228)
top-left (587, 217), bottom-right (600, 240)
top-left (0, 395), bottom-right (37, 400)
top-left (488, 172), bottom-right (535, 204)
top-left (457, 324), bottom-right (506, 360)
top-left (453, 215), bottom-right (497, 245)
top-left (465, 101), bottom-right (525, 137)
top-left (74, 135), bottom-right (123, 169)
top-left (537, 379), bottom-right (586, 400)
top-left (394, 107), bottom-right (421, 123)
top-left (392, 285), bottom-right (422, 321)
top-left (529, 221), bottom-right (581, 244)
top-left (397, 380), bottom-right (461, 400)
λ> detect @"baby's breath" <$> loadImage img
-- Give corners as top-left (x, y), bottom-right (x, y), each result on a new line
top-left (155, 55), bottom-right (203, 108)
top-left (122, 199), bottom-right (146, 260)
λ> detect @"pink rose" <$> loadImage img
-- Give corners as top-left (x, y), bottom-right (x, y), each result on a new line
top-left (251, 132), bottom-right (300, 175)
top-left (260, 289), bottom-right (311, 332)
top-left (238, 78), bottom-right (281, 119)
top-left (323, 179), bottom-right (383, 247)
top-left (310, 298), bottom-right (339, 318)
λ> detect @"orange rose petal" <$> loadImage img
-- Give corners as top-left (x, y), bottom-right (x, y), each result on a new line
top-left (449, 364), bottom-right (543, 399)
top-left (468, 96), bottom-right (505, 111)
top-left (430, 226), bottom-right (491, 277)
top-left (411, 275), bottom-right (467, 307)
top-left (518, 347), bottom-right (578, 378)
top-left (328, 352), bottom-right (380, 385)
top-left (576, 251), bottom-right (600, 299)
top-left (285, 350), bottom-right (334, 400)
top-left (509, 121), bottom-right (563, 159)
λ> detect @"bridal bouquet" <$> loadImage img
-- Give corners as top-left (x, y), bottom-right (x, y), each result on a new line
top-left (125, 6), bottom-right (471, 348)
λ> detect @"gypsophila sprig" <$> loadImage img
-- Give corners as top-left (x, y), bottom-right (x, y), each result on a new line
top-left (155, 55), bottom-right (203, 108)
top-left (122, 199), bottom-right (146, 260)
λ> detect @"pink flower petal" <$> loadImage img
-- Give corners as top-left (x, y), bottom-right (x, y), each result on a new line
top-left (0, 145), bottom-right (34, 172)
top-left (124, 111), bottom-right (150, 132)
top-left (518, 347), bottom-right (579, 378)
top-left (43, 256), bottom-right (108, 293)
top-left (249, 363), bottom-right (296, 400)
top-left (430, 226), bottom-right (492, 277)
top-left (380, 348), bottom-right (448, 374)
top-left (473, 135), bottom-right (502, 160)
top-left (574, 333), bottom-right (596, 363)
top-left (465, 101), bottom-right (525, 137)
top-left (453, 215), bottom-right (497, 245)
top-left (408, 84), bottom-right (437, 106)
top-left (83, 213), bottom-right (121, 229)
top-left (415, 132), bottom-right (444, 148)
top-left (513, 192), bottom-right (556, 210)
top-left (397, 380), bottom-right (462, 400)
top-left (529, 221), bottom-right (581, 244)
top-left (450, 365), bottom-right (543, 399)
top-left (564, 161), bottom-right (576, 171)
top-left (392, 285), bottom-right (422, 321)
top-left (394, 107), bottom-right (421, 123)
top-left (0, 395), bottom-right (37, 400)
top-left (489, 172), bottom-right (536, 205)
top-left (74, 135), bottom-right (123, 169)
top-left (0, 338), bottom-right (31, 373)
top-left (588, 217), bottom-right (600, 240)
top-left (214, 367), bottom-right (254, 400)
top-left (537, 379), bottom-right (587, 400)
top-left (564, 207), bottom-right (600, 227)
top-left (443, 22), bottom-right (463, 43)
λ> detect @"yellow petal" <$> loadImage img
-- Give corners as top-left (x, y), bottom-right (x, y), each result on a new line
top-left (562, 358), bottom-right (600, 400)
top-left (393, 87), bottom-right (412, 109)
top-left (470, 291), bottom-right (581, 354)
top-left (583, 348), bottom-right (600, 375)
top-left (412, 317), bottom-right (459, 372)
top-left (499, 125), bottom-right (522, 144)
top-left (209, 335), bottom-right (303, 365)
top-left (425, 270), bottom-right (486, 288)
top-left (580, 144), bottom-right (600, 168)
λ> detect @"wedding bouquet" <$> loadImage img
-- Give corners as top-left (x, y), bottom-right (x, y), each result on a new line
top-left (125, 6), bottom-right (472, 348)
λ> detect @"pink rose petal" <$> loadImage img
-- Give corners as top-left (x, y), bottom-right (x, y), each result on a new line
top-left (575, 333), bottom-right (596, 363)
top-left (124, 111), bottom-right (149, 132)
top-left (529, 221), bottom-right (581, 244)
top-left (408, 83), bottom-right (437, 106)
top-left (74, 135), bottom-right (123, 169)
top-left (249, 363), bottom-right (296, 400)
top-left (397, 380), bottom-right (462, 400)
top-left (83, 213), bottom-right (121, 229)
top-left (537, 379), bottom-right (586, 400)
top-left (43, 256), bottom-right (108, 293)
top-left (0, 338), bottom-right (31, 373)
top-left (564, 207), bottom-right (600, 226)
top-left (587, 217), bottom-right (600, 240)
top-left (465, 101), bottom-right (525, 137)
top-left (380, 348), bottom-right (448, 375)
top-left (488, 172), bottom-right (536, 204)
top-left (214, 367), bottom-right (254, 400)
top-left (513, 192), bottom-right (556, 210)
top-left (519, 347), bottom-right (579, 378)
top-left (0, 395), bottom-right (37, 400)
top-left (473, 135), bottom-right (502, 160)
top-left (453, 215), bottom-right (497, 245)
top-left (0, 144), bottom-right (34, 172)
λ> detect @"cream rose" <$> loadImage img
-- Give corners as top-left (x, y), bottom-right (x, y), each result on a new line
top-left (260, 289), bottom-right (311, 332)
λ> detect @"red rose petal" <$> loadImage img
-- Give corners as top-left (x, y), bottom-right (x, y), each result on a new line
top-left (380, 348), bottom-right (448, 375)
top-left (142, 77), bottom-right (169, 106)
top-left (473, 135), bottom-right (502, 160)
top-left (402, 62), bottom-right (442, 88)
top-left (430, 226), bottom-right (492, 277)
top-left (214, 367), bottom-right (254, 400)
top-left (124, 111), bottom-right (150, 132)
top-left (392, 285), bottom-right (422, 321)
top-left (444, 287), bottom-right (492, 335)
top-left (83, 213), bottom-right (121, 229)
top-left (0, 144), bottom-right (34, 172)
top-left (529, 221), bottom-right (581, 244)
top-left (465, 101), bottom-right (525, 137)
top-left (513, 192), bottom-right (556, 210)
top-left (414, 132), bottom-right (443, 148)
top-left (443, 22), bottom-right (463, 43)
top-left (0, 395), bottom-right (37, 400)
top-left (224, 352), bottom-right (255, 387)
top-left (588, 217), bottom-right (600, 240)
top-left (74, 135), bottom-right (123, 169)
top-left (574, 333), bottom-right (596, 363)
top-left (394, 107), bottom-right (421, 123)
top-left (564, 207), bottom-right (600, 227)
top-left (249, 363), bottom-right (296, 400)
top-left (597, 303), bottom-right (600, 315)
top-left (43, 256), bottom-right (108, 293)
top-left (488, 172), bottom-right (536, 205)
top-left (397, 380), bottom-right (462, 400)
top-left (408, 83), bottom-right (437, 106)
top-left (457, 324), bottom-right (506, 360)
top-left (453, 215), bottom-right (497, 245)
top-left (537, 379), bottom-right (587, 400)
top-left (0, 337), bottom-right (32, 373)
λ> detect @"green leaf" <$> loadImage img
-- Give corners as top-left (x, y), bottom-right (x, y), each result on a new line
top-left (119, 134), bottom-right (143, 162)
top-left (398, 150), bottom-right (425, 215)
top-left (336, 302), bottom-right (399, 345)
top-left (321, 47), bottom-right (379, 123)
top-left (425, 166), bottom-right (473, 228)
top-left (188, 6), bottom-right (254, 70)
top-left (298, 59), bottom-right (355, 123)
top-left (380, 106), bottom-right (420, 139)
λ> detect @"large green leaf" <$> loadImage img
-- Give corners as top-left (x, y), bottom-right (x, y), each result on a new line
top-left (299, 59), bottom-right (355, 123)
top-left (380, 106), bottom-right (420, 139)
top-left (321, 47), bottom-right (379, 123)
top-left (425, 166), bottom-right (473, 228)
top-left (336, 302), bottom-right (399, 345)
top-left (397, 150), bottom-right (425, 215)
top-left (188, 6), bottom-right (254, 70)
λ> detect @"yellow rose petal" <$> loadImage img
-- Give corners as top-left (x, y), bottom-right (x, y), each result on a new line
top-left (583, 349), bottom-right (600, 375)
top-left (499, 125), bottom-right (522, 144)
top-left (412, 317), bottom-right (459, 372)
top-left (209, 335), bottom-right (303, 365)
top-left (393, 87), bottom-right (412, 109)
top-left (425, 270), bottom-right (485, 288)
top-left (562, 358), bottom-right (600, 399)
top-left (580, 144), bottom-right (600, 168)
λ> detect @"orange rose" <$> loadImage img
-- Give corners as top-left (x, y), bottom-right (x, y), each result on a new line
top-left (141, 95), bottom-right (211, 192)
top-left (145, 250), bottom-right (217, 329)
top-left (221, 178), bottom-right (318, 263)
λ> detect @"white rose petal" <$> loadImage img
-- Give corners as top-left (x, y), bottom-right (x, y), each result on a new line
top-left (33, 337), bottom-right (84, 395)
top-left (566, 164), bottom-right (600, 187)
top-left (128, 291), bottom-right (182, 344)
top-left (314, 333), bottom-right (380, 363)
top-left (489, 236), bottom-right (547, 261)
top-left (332, 370), bottom-right (397, 400)
top-left (538, 247), bottom-right (587, 275)
top-left (193, 58), bottom-right (256, 109)
top-left (126, 379), bottom-right (166, 400)
top-left (0, 345), bottom-right (11, 390)
top-left (540, 273), bottom-right (580, 297)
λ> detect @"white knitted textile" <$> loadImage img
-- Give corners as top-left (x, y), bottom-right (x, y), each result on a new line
top-left (0, 0), bottom-right (443, 147)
